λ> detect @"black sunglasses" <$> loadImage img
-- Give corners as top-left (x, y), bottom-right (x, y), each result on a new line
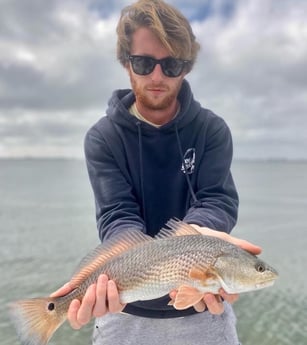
top-left (128, 55), bottom-right (190, 78)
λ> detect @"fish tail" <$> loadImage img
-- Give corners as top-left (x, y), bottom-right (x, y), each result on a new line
top-left (9, 297), bottom-right (67, 345)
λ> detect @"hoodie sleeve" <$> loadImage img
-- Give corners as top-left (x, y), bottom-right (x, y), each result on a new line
top-left (183, 116), bottom-right (239, 233)
top-left (84, 122), bottom-right (145, 242)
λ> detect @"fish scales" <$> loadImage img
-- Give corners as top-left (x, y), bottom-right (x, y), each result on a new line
top-left (66, 234), bottom-right (270, 303)
top-left (8, 220), bottom-right (278, 345)
top-left (101, 235), bottom-right (214, 301)
top-left (66, 235), bottom-right (208, 303)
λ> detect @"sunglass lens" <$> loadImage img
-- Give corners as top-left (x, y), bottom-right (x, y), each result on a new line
top-left (161, 58), bottom-right (184, 77)
top-left (129, 56), bottom-right (186, 77)
top-left (131, 56), bottom-right (155, 75)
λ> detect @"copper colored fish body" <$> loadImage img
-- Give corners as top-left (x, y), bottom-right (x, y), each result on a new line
top-left (9, 220), bottom-right (278, 345)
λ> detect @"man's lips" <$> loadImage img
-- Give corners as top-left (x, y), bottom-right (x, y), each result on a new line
top-left (147, 86), bottom-right (168, 93)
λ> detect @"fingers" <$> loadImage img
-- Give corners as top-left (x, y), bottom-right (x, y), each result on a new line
top-left (107, 280), bottom-right (126, 313)
top-left (197, 291), bottom-right (238, 314)
top-left (169, 289), bottom-right (177, 301)
top-left (226, 235), bottom-right (262, 255)
top-left (193, 299), bottom-right (207, 312)
top-left (76, 283), bottom-right (97, 326)
top-left (219, 289), bottom-right (239, 304)
top-left (190, 224), bottom-right (262, 255)
top-left (50, 282), bottom-right (73, 298)
top-left (92, 274), bottom-right (108, 317)
top-left (203, 294), bottom-right (224, 314)
top-left (67, 299), bottom-right (82, 329)
top-left (66, 274), bottom-right (125, 330)
top-left (215, 232), bottom-right (262, 255)
top-left (91, 274), bottom-right (125, 316)
top-left (203, 290), bottom-right (239, 314)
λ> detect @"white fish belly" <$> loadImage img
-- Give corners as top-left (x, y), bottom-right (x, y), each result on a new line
top-left (119, 281), bottom-right (177, 304)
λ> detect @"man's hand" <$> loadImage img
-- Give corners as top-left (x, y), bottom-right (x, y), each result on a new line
top-left (169, 225), bottom-right (262, 315)
top-left (50, 274), bottom-right (126, 329)
top-left (189, 224), bottom-right (262, 256)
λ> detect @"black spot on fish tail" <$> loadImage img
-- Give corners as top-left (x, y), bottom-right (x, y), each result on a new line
top-left (48, 303), bottom-right (55, 311)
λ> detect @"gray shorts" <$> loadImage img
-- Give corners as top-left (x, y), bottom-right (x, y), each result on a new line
top-left (92, 302), bottom-right (240, 345)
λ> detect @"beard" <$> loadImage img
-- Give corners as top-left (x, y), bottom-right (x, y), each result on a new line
top-left (136, 89), bottom-right (174, 110)
top-left (129, 74), bottom-right (183, 112)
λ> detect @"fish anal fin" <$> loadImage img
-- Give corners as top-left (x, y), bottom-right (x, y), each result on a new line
top-left (173, 285), bottom-right (204, 310)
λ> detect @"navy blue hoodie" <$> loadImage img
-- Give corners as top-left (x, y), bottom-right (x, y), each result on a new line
top-left (84, 80), bottom-right (238, 318)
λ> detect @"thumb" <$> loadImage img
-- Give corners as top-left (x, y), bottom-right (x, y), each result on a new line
top-left (50, 282), bottom-right (73, 297)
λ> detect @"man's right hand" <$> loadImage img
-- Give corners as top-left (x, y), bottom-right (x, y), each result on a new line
top-left (51, 274), bottom-right (126, 329)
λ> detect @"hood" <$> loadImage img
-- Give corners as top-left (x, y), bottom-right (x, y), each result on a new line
top-left (105, 79), bottom-right (201, 135)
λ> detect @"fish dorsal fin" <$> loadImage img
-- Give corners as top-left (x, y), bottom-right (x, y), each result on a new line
top-left (69, 230), bottom-right (152, 288)
top-left (156, 218), bottom-right (201, 239)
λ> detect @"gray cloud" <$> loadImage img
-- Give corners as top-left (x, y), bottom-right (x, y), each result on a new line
top-left (188, 0), bottom-right (307, 159)
top-left (0, 0), bottom-right (306, 159)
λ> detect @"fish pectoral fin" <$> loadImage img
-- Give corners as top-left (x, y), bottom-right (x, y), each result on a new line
top-left (189, 266), bottom-right (217, 282)
top-left (189, 267), bottom-right (208, 280)
top-left (173, 285), bottom-right (204, 310)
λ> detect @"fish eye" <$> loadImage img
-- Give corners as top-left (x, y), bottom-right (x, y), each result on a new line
top-left (255, 262), bottom-right (266, 273)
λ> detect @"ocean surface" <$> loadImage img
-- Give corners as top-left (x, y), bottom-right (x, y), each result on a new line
top-left (0, 159), bottom-right (306, 345)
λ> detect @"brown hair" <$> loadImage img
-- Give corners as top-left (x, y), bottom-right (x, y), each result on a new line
top-left (116, 0), bottom-right (200, 73)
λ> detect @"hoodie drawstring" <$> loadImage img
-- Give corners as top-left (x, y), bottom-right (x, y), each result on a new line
top-left (136, 121), bottom-right (198, 227)
top-left (136, 121), bottom-right (147, 227)
top-left (175, 123), bottom-right (198, 204)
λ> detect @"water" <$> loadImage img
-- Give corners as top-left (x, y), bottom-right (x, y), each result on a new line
top-left (0, 159), bottom-right (306, 345)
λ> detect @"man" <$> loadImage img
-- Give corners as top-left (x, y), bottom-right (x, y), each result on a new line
top-left (54, 1), bottom-right (261, 344)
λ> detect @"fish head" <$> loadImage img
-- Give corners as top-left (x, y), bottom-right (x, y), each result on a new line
top-left (214, 249), bottom-right (279, 294)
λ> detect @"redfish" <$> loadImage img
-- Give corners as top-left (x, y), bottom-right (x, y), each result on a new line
top-left (9, 220), bottom-right (278, 345)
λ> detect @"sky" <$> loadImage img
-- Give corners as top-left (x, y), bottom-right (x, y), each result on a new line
top-left (0, 0), bottom-right (306, 160)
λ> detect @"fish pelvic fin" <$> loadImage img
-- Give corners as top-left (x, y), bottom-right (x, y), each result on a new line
top-left (172, 285), bottom-right (204, 310)
top-left (9, 297), bottom-right (66, 345)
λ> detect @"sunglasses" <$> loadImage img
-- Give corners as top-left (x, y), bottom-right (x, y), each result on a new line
top-left (128, 55), bottom-right (190, 78)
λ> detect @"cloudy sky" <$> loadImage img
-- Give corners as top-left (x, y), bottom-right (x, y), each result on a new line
top-left (0, 0), bottom-right (306, 159)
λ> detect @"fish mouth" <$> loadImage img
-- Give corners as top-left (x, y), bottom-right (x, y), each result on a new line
top-left (255, 279), bottom-right (276, 289)
top-left (220, 277), bottom-right (277, 293)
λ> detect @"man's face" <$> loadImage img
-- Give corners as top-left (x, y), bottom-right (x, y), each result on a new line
top-left (126, 27), bottom-right (186, 124)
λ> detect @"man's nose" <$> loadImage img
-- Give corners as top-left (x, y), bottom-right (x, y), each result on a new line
top-left (150, 63), bottom-right (164, 81)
